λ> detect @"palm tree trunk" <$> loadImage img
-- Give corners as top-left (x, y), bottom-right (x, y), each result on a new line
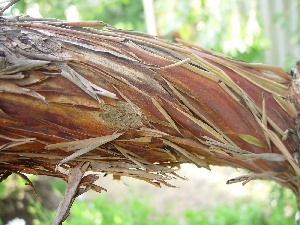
top-left (0, 16), bottom-right (300, 223)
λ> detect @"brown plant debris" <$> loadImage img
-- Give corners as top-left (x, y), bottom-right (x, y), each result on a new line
top-left (1, 16), bottom-right (300, 222)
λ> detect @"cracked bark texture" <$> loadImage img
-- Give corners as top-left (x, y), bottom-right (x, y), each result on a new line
top-left (0, 16), bottom-right (300, 221)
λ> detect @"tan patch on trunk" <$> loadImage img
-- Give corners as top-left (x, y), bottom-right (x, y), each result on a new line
top-left (99, 101), bottom-right (143, 130)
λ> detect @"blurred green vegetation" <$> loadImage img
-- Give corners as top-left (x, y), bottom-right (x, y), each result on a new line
top-left (0, 175), bottom-right (297, 225)
top-left (9, 0), bottom-right (146, 31)
top-left (155, 0), bottom-right (269, 63)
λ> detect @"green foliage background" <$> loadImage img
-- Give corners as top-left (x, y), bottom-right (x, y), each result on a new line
top-left (0, 176), bottom-right (297, 225)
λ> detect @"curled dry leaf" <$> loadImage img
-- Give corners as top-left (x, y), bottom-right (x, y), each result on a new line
top-left (52, 162), bottom-right (90, 225)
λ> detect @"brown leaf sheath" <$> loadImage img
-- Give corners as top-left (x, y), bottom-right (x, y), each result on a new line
top-left (0, 16), bottom-right (300, 198)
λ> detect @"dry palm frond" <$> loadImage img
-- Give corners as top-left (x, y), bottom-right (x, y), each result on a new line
top-left (0, 16), bottom-right (300, 223)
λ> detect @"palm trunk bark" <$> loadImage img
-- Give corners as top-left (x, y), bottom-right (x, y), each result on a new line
top-left (0, 16), bottom-right (300, 222)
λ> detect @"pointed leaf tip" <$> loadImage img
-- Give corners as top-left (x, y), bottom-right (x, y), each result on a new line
top-left (237, 134), bottom-right (266, 148)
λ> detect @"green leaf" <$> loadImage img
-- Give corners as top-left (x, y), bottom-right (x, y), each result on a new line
top-left (237, 134), bottom-right (266, 148)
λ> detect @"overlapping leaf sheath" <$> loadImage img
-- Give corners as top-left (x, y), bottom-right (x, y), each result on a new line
top-left (0, 17), bottom-right (300, 198)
